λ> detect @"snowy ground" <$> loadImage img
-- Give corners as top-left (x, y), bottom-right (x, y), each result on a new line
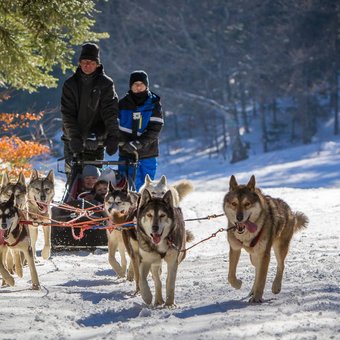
top-left (1, 138), bottom-right (340, 339)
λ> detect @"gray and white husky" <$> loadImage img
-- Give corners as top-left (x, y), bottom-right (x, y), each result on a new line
top-left (27, 169), bottom-right (55, 260)
top-left (136, 189), bottom-right (193, 307)
top-left (104, 182), bottom-right (139, 280)
top-left (139, 174), bottom-right (193, 207)
top-left (0, 194), bottom-right (40, 289)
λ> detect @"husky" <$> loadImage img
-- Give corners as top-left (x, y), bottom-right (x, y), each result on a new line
top-left (136, 189), bottom-right (193, 307)
top-left (223, 175), bottom-right (308, 303)
top-left (139, 174), bottom-right (193, 207)
top-left (0, 194), bottom-right (40, 289)
top-left (1, 170), bottom-right (27, 209)
top-left (104, 182), bottom-right (139, 280)
top-left (0, 170), bottom-right (28, 275)
top-left (27, 169), bottom-right (55, 260)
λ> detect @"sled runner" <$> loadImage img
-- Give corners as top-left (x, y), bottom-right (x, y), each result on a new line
top-left (51, 156), bottom-right (138, 251)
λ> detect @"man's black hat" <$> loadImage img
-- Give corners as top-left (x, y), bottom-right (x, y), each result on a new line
top-left (79, 43), bottom-right (100, 64)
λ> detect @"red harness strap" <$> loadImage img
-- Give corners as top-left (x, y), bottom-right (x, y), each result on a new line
top-left (0, 229), bottom-right (6, 246)
top-left (249, 227), bottom-right (263, 248)
top-left (3, 225), bottom-right (25, 247)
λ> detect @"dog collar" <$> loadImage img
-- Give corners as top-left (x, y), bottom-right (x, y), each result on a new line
top-left (249, 227), bottom-right (263, 247)
top-left (234, 227), bottom-right (263, 248)
top-left (4, 224), bottom-right (24, 247)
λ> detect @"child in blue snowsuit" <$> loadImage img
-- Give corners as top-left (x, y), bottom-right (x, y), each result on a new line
top-left (118, 70), bottom-right (164, 191)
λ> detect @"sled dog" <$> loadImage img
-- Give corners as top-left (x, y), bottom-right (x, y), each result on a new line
top-left (27, 169), bottom-right (55, 260)
top-left (136, 189), bottom-right (193, 306)
top-left (0, 194), bottom-right (40, 289)
top-left (0, 170), bottom-right (27, 276)
top-left (139, 174), bottom-right (193, 207)
top-left (104, 182), bottom-right (139, 280)
top-left (223, 175), bottom-right (308, 303)
top-left (1, 170), bottom-right (27, 209)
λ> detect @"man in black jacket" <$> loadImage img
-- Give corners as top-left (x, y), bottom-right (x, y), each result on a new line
top-left (61, 43), bottom-right (119, 178)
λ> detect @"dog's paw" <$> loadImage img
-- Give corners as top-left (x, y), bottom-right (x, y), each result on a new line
top-left (41, 247), bottom-right (50, 260)
top-left (153, 296), bottom-right (165, 307)
top-left (140, 288), bottom-right (152, 305)
top-left (272, 279), bottom-right (282, 294)
top-left (164, 300), bottom-right (177, 309)
top-left (116, 269), bottom-right (126, 278)
top-left (126, 272), bottom-right (134, 282)
top-left (5, 275), bottom-right (15, 287)
top-left (248, 295), bottom-right (263, 303)
top-left (228, 277), bottom-right (242, 289)
top-left (32, 283), bottom-right (40, 290)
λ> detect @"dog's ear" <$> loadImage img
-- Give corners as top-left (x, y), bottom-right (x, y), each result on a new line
top-left (121, 180), bottom-right (128, 192)
top-left (8, 192), bottom-right (15, 205)
top-left (46, 170), bottom-right (54, 184)
top-left (229, 175), bottom-right (238, 191)
top-left (1, 170), bottom-right (9, 187)
top-left (108, 181), bottom-right (115, 192)
top-left (30, 169), bottom-right (39, 182)
top-left (162, 190), bottom-right (174, 209)
top-left (17, 172), bottom-right (26, 186)
top-left (160, 175), bottom-right (167, 186)
top-left (140, 188), bottom-right (152, 207)
top-left (246, 175), bottom-right (256, 191)
top-left (144, 174), bottom-right (152, 185)
top-left (129, 192), bottom-right (140, 206)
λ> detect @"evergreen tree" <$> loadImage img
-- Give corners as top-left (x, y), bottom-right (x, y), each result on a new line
top-left (0, 0), bottom-right (108, 92)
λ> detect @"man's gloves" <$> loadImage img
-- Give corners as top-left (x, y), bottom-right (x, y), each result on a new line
top-left (69, 138), bottom-right (84, 154)
top-left (122, 141), bottom-right (142, 154)
top-left (84, 139), bottom-right (98, 151)
top-left (105, 136), bottom-right (119, 156)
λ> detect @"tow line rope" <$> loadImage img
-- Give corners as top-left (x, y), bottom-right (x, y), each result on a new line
top-left (184, 213), bottom-right (225, 222)
top-left (170, 226), bottom-right (235, 253)
top-left (21, 199), bottom-right (227, 243)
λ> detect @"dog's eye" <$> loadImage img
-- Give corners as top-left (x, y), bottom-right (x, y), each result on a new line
top-left (45, 188), bottom-right (50, 193)
top-left (146, 213), bottom-right (153, 218)
top-left (159, 213), bottom-right (166, 219)
top-left (244, 202), bottom-right (251, 208)
top-left (231, 202), bottom-right (237, 207)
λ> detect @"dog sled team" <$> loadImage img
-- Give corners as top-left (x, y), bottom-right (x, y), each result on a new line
top-left (0, 168), bottom-right (308, 306)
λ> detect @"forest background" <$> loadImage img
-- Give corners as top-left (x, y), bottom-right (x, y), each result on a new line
top-left (1, 0), bottom-right (339, 167)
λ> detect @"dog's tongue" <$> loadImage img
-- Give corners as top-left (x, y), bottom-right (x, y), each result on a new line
top-left (151, 233), bottom-right (161, 244)
top-left (37, 201), bottom-right (47, 213)
top-left (244, 220), bottom-right (257, 233)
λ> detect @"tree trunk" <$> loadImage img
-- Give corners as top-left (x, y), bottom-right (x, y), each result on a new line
top-left (223, 82), bottom-right (248, 163)
top-left (240, 83), bottom-right (249, 133)
top-left (335, 71), bottom-right (339, 135)
top-left (259, 96), bottom-right (268, 153)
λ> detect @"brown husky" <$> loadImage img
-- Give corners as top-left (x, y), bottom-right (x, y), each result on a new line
top-left (27, 169), bottom-right (55, 260)
top-left (223, 175), bottom-right (308, 303)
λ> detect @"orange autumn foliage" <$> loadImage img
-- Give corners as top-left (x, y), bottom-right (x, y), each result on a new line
top-left (0, 112), bottom-right (50, 177)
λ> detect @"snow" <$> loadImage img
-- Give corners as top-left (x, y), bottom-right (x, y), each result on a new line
top-left (1, 136), bottom-right (340, 340)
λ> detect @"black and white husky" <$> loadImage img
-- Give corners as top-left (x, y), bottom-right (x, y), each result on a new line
top-left (136, 189), bottom-right (193, 307)
top-left (0, 194), bottom-right (40, 289)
